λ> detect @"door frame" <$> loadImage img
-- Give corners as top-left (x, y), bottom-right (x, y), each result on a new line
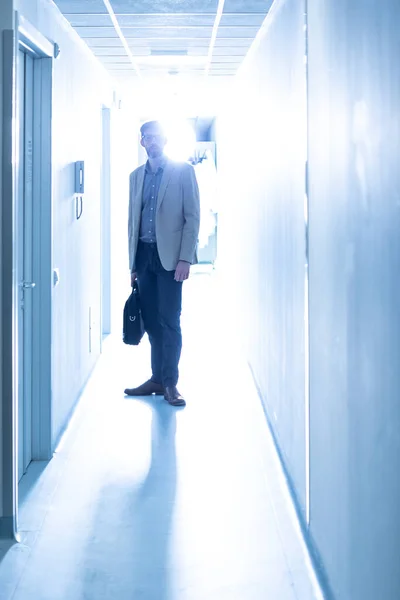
top-left (1, 13), bottom-right (55, 538)
top-left (17, 14), bottom-right (54, 464)
top-left (17, 15), bottom-right (54, 458)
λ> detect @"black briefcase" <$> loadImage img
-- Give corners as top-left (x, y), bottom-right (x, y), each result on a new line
top-left (123, 282), bottom-right (145, 345)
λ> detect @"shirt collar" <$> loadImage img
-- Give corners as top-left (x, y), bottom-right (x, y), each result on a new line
top-left (145, 157), bottom-right (167, 174)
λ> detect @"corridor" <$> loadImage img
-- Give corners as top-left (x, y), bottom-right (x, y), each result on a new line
top-left (0, 269), bottom-right (321, 600)
top-left (2, 0), bottom-right (400, 598)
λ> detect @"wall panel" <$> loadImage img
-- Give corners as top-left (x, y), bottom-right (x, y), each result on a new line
top-left (16, 0), bottom-right (114, 446)
top-left (218, 0), bottom-right (308, 511)
top-left (307, 1), bottom-right (400, 598)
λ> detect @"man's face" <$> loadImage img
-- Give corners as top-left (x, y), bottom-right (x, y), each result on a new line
top-left (140, 125), bottom-right (167, 159)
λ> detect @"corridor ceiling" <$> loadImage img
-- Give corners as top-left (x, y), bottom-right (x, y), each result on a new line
top-left (53, 0), bottom-right (273, 84)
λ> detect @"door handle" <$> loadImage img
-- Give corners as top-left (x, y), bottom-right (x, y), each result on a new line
top-left (20, 281), bottom-right (36, 289)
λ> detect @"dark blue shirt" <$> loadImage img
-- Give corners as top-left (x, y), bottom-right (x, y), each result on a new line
top-left (139, 160), bottom-right (165, 243)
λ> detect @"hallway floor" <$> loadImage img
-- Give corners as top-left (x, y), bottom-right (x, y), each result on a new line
top-left (0, 268), bottom-right (322, 600)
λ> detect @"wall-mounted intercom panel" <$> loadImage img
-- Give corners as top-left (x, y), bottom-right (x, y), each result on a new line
top-left (74, 160), bottom-right (85, 194)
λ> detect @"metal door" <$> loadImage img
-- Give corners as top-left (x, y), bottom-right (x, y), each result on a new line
top-left (17, 49), bottom-right (35, 480)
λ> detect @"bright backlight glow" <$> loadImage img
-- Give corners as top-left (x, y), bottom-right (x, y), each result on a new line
top-left (162, 119), bottom-right (196, 162)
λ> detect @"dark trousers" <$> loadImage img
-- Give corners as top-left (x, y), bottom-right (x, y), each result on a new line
top-left (136, 241), bottom-right (183, 387)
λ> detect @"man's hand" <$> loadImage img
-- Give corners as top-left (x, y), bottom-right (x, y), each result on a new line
top-left (174, 261), bottom-right (190, 282)
top-left (131, 272), bottom-right (137, 287)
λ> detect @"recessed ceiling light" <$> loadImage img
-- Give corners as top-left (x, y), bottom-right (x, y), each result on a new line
top-left (151, 50), bottom-right (187, 56)
top-left (136, 55), bottom-right (207, 66)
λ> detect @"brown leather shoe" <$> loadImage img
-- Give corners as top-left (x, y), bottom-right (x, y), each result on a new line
top-left (124, 379), bottom-right (164, 396)
top-left (164, 386), bottom-right (186, 407)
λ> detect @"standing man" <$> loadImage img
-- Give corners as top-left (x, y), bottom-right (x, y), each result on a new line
top-left (124, 121), bottom-right (200, 407)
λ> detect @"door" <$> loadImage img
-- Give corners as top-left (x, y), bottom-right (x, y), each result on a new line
top-left (17, 49), bottom-right (35, 481)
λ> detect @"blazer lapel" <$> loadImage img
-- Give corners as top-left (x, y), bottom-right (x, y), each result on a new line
top-left (157, 160), bottom-right (175, 211)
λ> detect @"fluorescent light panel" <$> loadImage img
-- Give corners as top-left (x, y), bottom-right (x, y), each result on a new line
top-left (137, 53), bottom-right (207, 65)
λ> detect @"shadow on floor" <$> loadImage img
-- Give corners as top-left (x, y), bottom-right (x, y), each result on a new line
top-left (81, 395), bottom-right (178, 600)
top-left (18, 461), bottom-right (49, 508)
top-left (0, 539), bottom-right (16, 561)
top-left (0, 538), bottom-right (26, 600)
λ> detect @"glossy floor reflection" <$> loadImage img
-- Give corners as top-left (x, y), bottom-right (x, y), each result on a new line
top-left (0, 267), bottom-right (323, 600)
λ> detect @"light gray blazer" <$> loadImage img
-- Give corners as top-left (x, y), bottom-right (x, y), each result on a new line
top-left (129, 158), bottom-right (200, 272)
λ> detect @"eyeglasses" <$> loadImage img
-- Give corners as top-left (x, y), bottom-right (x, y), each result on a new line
top-left (142, 134), bottom-right (163, 143)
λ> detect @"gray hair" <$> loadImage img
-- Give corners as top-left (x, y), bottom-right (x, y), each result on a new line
top-left (140, 120), bottom-right (165, 137)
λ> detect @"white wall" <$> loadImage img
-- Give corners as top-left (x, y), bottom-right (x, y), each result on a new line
top-left (218, 0), bottom-right (308, 511)
top-left (109, 104), bottom-right (139, 329)
top-left (307, 1), bottom-right (400, 598)
top-left (15, 0), bottom-right (115, 447)
top-left (218, 0), bottom-right (400, 598)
